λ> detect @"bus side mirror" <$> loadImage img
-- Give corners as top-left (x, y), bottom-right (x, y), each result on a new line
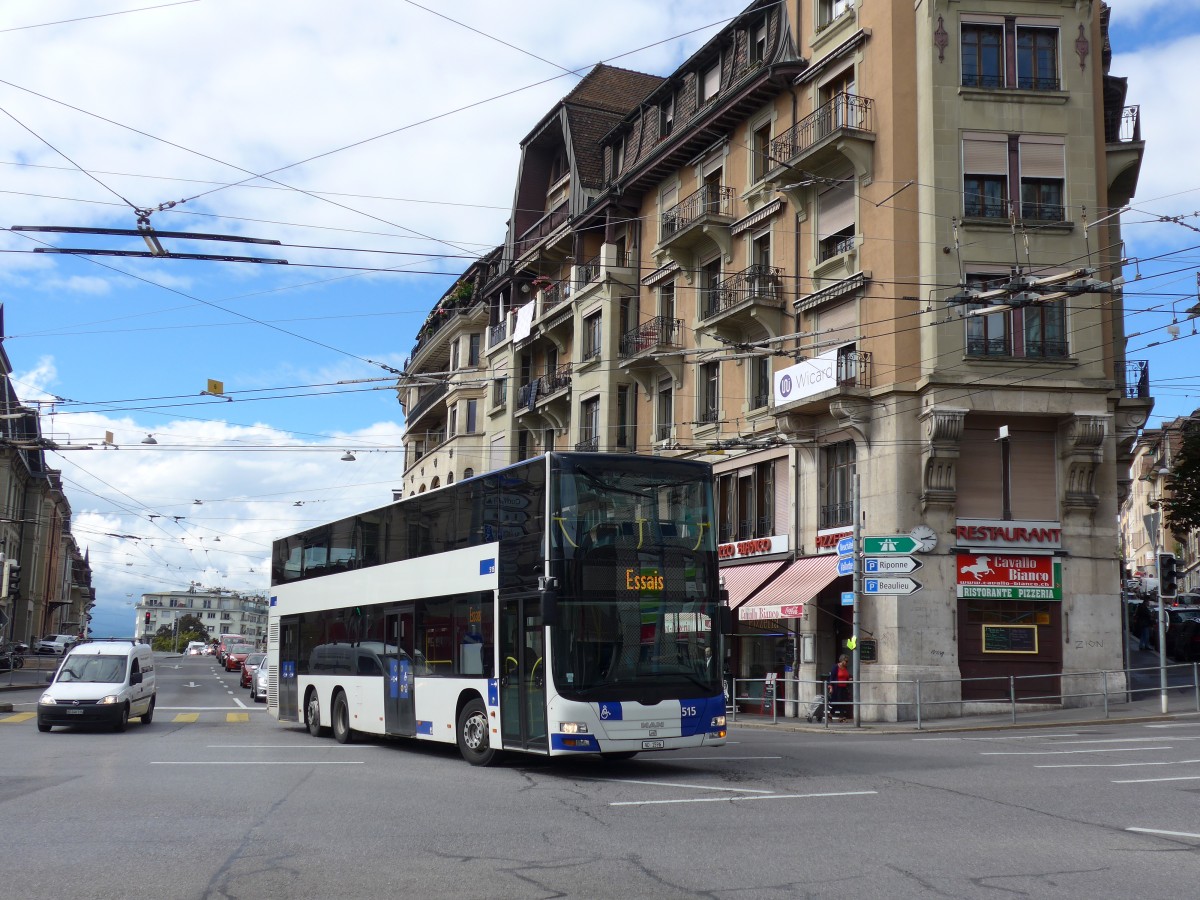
top-left (718, 605), bottom-right (732, 637)
top-left (539, 576), bottom-right (559, 626)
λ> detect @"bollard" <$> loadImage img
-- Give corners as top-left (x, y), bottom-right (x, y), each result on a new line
top-left (916, 678), bottom-right (922, 731)
top-left (1102, 669), bottom-right (1109, 719)
top-left (1010, 675), bottom-right (1017, 725)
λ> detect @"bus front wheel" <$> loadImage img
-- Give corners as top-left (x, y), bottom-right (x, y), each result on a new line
top-left (332, 691), bottom-right (353, 744)
top-left (457, 699), bottom-right (498, 766)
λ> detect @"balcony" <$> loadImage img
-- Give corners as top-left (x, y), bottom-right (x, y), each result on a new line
top-left (1119, 360), bottom-right (1150, 400)
top-left (658, 185), bottom-right (735, 263)
top-left (701, 265), bottom-right (786, 332)
top-left (620, 316), bottom-right (684, 359)
top-left (574, 436), bottom-right (599, 452)
top-left (819, 502), bottom-right (853, 530)
top-left (768, 93), bottom-right (875, 184)
top-left (771, 350), bottom-right (872, 418)
top-left (515, 202), bottom-right (569, 260)
top-left (1104, 105), bottom-right (1144, 203)
top-left (405, 381), bottom-right (448, 427)
top-left (488, 320), bottom-right (507, 348)
top-left (516, 364), bottom-right (572, 415)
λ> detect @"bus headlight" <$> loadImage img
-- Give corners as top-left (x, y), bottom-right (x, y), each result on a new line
top-left (559, 722), bottom-right (589, 734)
top-left (710, 714), bottom-right (726, 728)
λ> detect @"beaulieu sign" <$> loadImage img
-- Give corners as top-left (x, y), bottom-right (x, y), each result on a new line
top-left (954, 518), bottom-right (1062, 550)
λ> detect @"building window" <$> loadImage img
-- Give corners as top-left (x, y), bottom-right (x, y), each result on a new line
top-left (465, 399), bottom-right (478, 433)
top-left (751, 121), bottom-right (772, 182)
top-left (616, 384), bottom-right (635, 450)
top-left (1021, 179), bottom-right (1064, 222)
top-left (717, 461), bottom-right (776, 543)
top-left (700, 362), bottom-right (720, 424)
top-left (660, 280), bottom-right (675, 320)
top-left (963, 273), bottom-right (1067, 359)
top-left (962, 20), bottom-right (1059, 91)
top-left (700, 257), bottom-right (723, 319)
top-left (818, 0), bottom-right (854, 30)
top-left (963, 133), bottom-right (1065, 222)
top-left (467, 333), bottom-right (480, 366)
top-left (579, 396), bottom-right (600, 450)
top-left (492, 376), bottom-right (507, 407)
top-left (656, 379), bottom-right (673, 443)
top-left (463, 467), bottom-right (474, 479)
top-left (820, 441), bottom-right (855, 529)
top-left (447, 403), bottom-right (457, 438)
top-left (817, 183), bottom-right (855, 261)
top-left (660, 94), bottom-right (675, 138)
top-left (962, 23), bottom-right (1003, 88)
top-left (751, 19), bottom-right (768, 64)
top-left (700, 62), bottom-right (721, 105)
top-left (751, 355), bottom-right (770, 410)
top-left (583, 311), bottom-right (602, 360)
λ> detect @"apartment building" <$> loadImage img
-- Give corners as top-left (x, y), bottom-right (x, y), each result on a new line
top-left (136, 589), bottom-right (269, 646)
top-left (401, 1), bottom-right (1149, 718)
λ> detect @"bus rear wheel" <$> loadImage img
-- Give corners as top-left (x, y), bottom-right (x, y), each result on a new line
top-left (332, 691), bottom-right (353, 744)
top-left (457, 699), bottom-right (498, 766)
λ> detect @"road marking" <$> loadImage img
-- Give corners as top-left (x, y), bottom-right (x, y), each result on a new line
top-left (981, 747), bottom-right (1170, 756)
top-left (226, 712), bottom-right (249, 723)
top-left (1145, 723), bottom-right (1200, 729)
top-left (1049, 736), bottom-right (1200, 745)
top-left (151, 761), bottom-right (364, 765)
top-left (1036, 758), bottom-right (1200, 769)
top-left (1127, 827), bottom-right (1200, 840)
top-left (232, 697), bottom-right (247, 709)
top-left (1113, 774), bottom-right (1200, 784)
top-left (646, 756), bottom-right (783, 761)
top-left (160, 706), bottom-right (267, 711)
top-left (207, 744), bottom-right (379, 749)
top-left (611, 790), bottom-right (878, 807)
top-left (1, 712), bottom-right (35, 724)
top-left (914, 734), bottom-right (1082, 742)
top-left (589, 777), bottom-right (774, 794)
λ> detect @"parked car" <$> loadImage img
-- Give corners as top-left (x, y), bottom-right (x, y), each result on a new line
top-left (1171, 619), bottom-right (1200, 662)
top-left (252, 660), bottom-right (269, 703)
top-left (240, 653), bottom-right (265, 688)
top-left (1165, 609), bottom-right (1200, 660)
top-left (37, 634), bottom-right (79, 655)
top-left (223, 644), bottom-right (255, 672)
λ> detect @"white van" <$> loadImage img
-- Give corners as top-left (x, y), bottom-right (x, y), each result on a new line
top-left (38, 640), bottom-right (156, 732)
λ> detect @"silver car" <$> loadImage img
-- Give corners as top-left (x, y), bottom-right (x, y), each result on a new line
top-left (252, 660), bottom-right (269, 703)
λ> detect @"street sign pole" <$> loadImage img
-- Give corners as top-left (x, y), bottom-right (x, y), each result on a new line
top-left (851, 473), bottom-right (860, 728)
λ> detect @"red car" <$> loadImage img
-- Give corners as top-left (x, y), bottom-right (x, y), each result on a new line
top-left (223, 644), bottom-right (255, 672)
top-left (240, 653), bottom-right (265, 687)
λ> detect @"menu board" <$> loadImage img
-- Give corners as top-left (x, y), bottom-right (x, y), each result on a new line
top-left (858, 639), bottom-right (877, 663)
top-left (981, 624), bottom-right (1038, 654)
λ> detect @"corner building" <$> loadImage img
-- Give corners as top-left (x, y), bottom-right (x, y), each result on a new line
top-left (400, 1), bottom-right (1149, 720)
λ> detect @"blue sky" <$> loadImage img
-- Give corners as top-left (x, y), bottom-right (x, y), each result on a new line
top-left (0, 1), bottom-right (1196, 637)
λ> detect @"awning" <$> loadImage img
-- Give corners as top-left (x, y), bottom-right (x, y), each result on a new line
top-left (720, 559), bottom-right (789, 610)
top-left (739, 554), bottom-right (842, 621)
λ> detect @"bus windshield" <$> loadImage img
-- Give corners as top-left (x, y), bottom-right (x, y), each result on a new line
top-left (549, 454), bottom-right (721, 701)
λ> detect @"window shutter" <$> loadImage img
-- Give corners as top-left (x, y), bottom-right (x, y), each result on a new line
top-left (1019, 137), bottom-right (1065, 179)
top-left (817, 184), bottom-right (854, 241)
top-left (963, 133), bottom-right (1008, 175)
top-left (818, 299), bottom-right (857, 349)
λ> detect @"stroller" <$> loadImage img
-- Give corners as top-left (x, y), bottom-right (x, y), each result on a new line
top-left (805, 689), bottom-right (829, 723)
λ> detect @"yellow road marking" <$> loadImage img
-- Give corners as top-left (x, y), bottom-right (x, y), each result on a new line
top-left (226, 712), bottom-right (249, 723)
top-left (1, 712), bottom-right (35, 723)
top-left (173, 712), bottom-right (200, 723)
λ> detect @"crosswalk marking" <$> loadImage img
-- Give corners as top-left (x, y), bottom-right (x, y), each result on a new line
top-left (173, 713), bottom-right (200, 723)
top-left (226, 712), bottom-right (249, 723)
top-left (1, 712), bottom-right (35, 724)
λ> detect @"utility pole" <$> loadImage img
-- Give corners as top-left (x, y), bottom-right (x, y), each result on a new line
top-left (851, 473), bottom-right (861, 727)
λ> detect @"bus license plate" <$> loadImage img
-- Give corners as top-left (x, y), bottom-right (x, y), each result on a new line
top-left (641, 739), bottom-right (665, 750)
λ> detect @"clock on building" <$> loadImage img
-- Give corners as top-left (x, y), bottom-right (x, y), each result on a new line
top-left (909, 524), bottom-right (937, 552)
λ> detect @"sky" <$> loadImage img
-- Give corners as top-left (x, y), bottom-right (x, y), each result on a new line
top-left (0, 0), bottom-right (1196, 638)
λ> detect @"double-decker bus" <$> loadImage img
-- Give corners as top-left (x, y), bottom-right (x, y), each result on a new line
top-left (267, 452), bottom-right (729, 765)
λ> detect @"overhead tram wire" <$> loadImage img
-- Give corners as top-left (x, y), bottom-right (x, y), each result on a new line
top-left (0, 0), bottom-right (202, 35)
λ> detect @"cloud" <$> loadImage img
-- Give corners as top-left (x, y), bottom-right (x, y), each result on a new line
top-left (40, 275), bottom-right (112, 295)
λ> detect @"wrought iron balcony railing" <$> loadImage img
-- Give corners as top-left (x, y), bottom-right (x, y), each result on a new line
top-left (967, 337), bottom-right (1011, 358)
top-left (661, 185), bottom-right (734, 239)
top-left (1105, 105), bottom-right (1141, 144)
top-left (406, 381), bottom-right (448, 423)
top-left (515, 202), bottom-right (568, 258)
top-left (488, 321), bottom-right (507, 347)
top-left (1120, 360), bottom-right (1150, 399)
top-left (819, 502), bottom-right (853, 530)
top-left (576, 255), bottom-right (600, 287)
top-left (574, 436), bottom-right (599, 452)
top-left (620, 316), bottom-right (684, 358)
top-left (702, 264), bottom-right (784, 318)
top-left (770, 92), bottom-right (874, 165)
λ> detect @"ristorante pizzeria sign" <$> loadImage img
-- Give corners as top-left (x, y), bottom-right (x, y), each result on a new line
top-left (956, 553), bottom-right (1062, 600)
top-left (954, 519), bottom-right (1062, 550)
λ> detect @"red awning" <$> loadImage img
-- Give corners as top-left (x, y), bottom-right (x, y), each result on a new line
top-left (738, 554), bottom-right (841, 621)
top-left (720, 559), bottom-right (789, 610)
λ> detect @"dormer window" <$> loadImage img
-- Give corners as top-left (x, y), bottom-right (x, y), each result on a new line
top-left (548, 149), bottom-right (568, 185)
top-left (751, 20), bottom-right (768, 63)
top-left (700, 63), bottom-right (721, 105)
top-left (660, 95), bottom-right (675, 138)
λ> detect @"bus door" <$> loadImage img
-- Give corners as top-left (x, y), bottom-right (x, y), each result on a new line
top-left (499, 595), bottom-right (548, 753)
top-left (278, 618), bottom-right (299, 721)
top-left (383, 610), bottom-right (416, 736)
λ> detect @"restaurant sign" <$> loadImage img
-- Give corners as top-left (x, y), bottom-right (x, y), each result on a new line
top-left (955, 553), bottom-right (1062, 600)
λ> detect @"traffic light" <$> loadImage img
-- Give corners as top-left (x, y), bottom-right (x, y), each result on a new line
top-left (144, 610), bottom-right (151, 628)
top-left (6, 562), bottom-right (20, 598)
top-left (1159, 552), bottom-right (1178, 599)
top-left (0, 560), bottom-right (9, 600)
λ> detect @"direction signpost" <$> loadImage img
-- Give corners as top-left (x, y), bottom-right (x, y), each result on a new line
top-left (863, 576), bottom-right (922, 595)
top-left (863, 535), bottom-right (923, 555)
top-left (836, 555), bottom-right (855, 576)
top-left (864, 556), bottom-right (922, 575)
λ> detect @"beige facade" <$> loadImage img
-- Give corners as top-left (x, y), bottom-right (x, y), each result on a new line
top-left (401, 1), bottom-right (1149, 719)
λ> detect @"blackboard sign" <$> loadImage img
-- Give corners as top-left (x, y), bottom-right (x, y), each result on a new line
top-left (858, 639), bottom-right (877, 663)
top-left (981, 624), bottom-right (1038, 654)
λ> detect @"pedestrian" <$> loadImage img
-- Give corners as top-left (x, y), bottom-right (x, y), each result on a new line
top-left (828, 653), bottom-right (852, 721)
top-left (1133, 598), bottom-right (1154, 651)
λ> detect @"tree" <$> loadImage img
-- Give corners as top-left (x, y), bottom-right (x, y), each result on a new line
top-left (152, 614), bottom-right (209, 643)
top-left (1164, 418), bottom-right (1200, 535)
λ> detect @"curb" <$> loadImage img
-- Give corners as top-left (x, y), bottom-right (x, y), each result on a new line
top-left (730, 711), bottom-right (1198, 735)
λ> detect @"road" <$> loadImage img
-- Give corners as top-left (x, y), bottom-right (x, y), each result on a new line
top-left (1, 653), bottom-right (1198, 899)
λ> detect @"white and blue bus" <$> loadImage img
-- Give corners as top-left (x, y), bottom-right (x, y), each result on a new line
top-left (267, 452), bottom-right (730, 765)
